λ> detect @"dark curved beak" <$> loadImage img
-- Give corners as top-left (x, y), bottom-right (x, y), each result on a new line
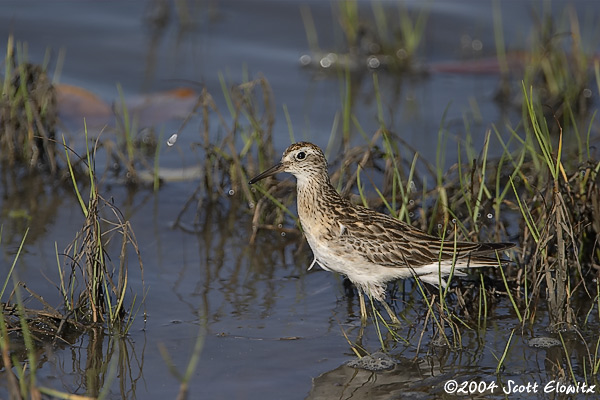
top-left (248, 162), bottom-right (285, 184)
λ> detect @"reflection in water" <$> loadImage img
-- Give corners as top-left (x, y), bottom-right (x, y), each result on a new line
top-left (306, 354), bottom-right (468, 400)
top-left (56, 328), bottom-right (144, 399)
top-left (0, 172), bottom-right (64, 245)
top-left (306, 337), bottom-right (597, 400)
top-left (0, 323), bottom-right (144, 399)
top-left (171, 198), bottom-right (304, 324)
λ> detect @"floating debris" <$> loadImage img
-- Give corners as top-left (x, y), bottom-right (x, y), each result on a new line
top-left (346, 351), bottom-right (395, 371)
top-left (527, 337), bottom-right (562, 348)
top-left (167, 133), bottom-right (178, 146)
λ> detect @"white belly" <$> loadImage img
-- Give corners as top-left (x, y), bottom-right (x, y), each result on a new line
top-left (303, 229), bottom-right (412, 285)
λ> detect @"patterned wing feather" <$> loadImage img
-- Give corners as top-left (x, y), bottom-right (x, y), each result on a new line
top-left (336, 204), bottom-right (513, 268)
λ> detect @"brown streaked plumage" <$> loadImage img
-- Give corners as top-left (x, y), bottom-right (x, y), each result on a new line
top-left (249, 142), bottom-right (514, 321)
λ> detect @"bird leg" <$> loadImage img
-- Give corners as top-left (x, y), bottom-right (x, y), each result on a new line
top-left (379, 300), bottom-right (401, 326)
top-left (358, 290), bottom-right (368, 326)
top-left (357, 289), bottom-right (401, 326)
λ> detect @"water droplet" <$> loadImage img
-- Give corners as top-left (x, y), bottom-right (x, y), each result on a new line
top-left (471, 39), bottom-right (483, 51)
top-left (280, 232), bottom-right (286, 237)
top-left (277, 224), bottom-right (283, 229)
top-left (408, 212), bottom-right (414, 218)
top-left (452, 218), bottom-right (457, 224)
top-left (396, 48), bottom-right (407, 59)
top-left (367, 56), bottom-right (380, 69)
top-left (167, 133), bottom-right (178, 146)
top-left (299, 54), bottom-right (311, 66)
top-left (228, 189), bottom-right (235, 196)
top-left (409, 199), bottom-right (415, 205)
top-left (248, 202), bottom-right (255, 209)
top-left (319, 53), bottom-right (337, 68)
top-left (477, 213), bottom-right (481, 218)
top-left (583, 88), bottom-right (592, 98)
top-left (487, 213), bottom-right (493, 219)
top-left (437, 224), bottom-right (442, 229)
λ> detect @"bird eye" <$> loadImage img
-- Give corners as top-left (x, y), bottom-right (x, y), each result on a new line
top-left (296, 151), bottom-right (306, 160)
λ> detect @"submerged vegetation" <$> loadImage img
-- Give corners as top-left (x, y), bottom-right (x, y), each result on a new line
top-left (1, 1), bottom-right (600, 398)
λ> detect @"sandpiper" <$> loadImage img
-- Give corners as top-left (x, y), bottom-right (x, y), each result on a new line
top-left (249, 142), bottom-right (514, 324)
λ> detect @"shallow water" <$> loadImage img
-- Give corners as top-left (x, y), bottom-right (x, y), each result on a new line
top-left (1, 1), bottom-right (600, 399)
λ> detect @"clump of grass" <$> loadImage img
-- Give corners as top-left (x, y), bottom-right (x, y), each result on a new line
top-left (0, 127), bottom-right (146, 398)
top-left (171, 74), bottom-right (279, 231)
top-left (300, 0), bottom-right (429, 74)
top-left (99, 84), bottom-right (163, 188)
top-left (495, 4), bottom-right (596, 124)
top-left (0, 36), bottom-right (165, 191)
top-left (0, 36), bottom-right (159, 192)
top-left (2, 126), bottom-right (145, 338)
top-left (0, 34), bottom-right (144, 331)
top-left (507, 82), bottom-right (599, 331)
top-left (0, 35), bottom-right (59, 175)
top-left (524, 5), bottom-right (592, 119)
top-left (1, 226), bottom-right (142, 399)
top-left (60, 126), bottom-right (144, 330)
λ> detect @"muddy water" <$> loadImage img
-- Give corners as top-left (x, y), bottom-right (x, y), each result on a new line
top-left (1, 1), bottom-right (599, 399)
